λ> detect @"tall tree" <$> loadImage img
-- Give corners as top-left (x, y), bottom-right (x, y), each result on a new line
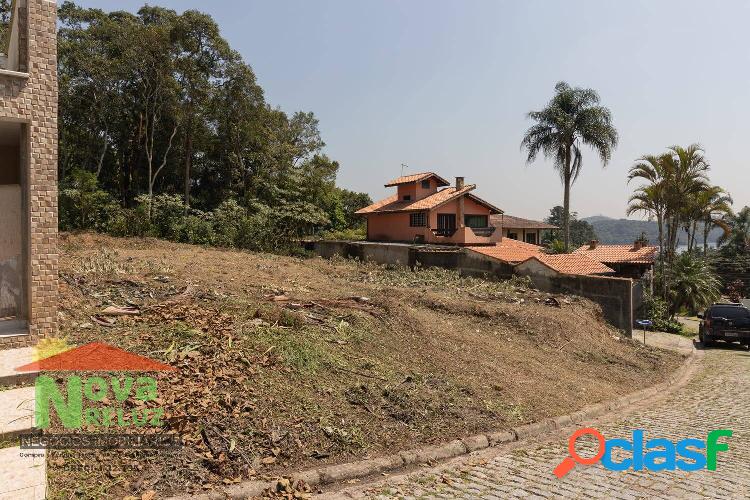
top-left (171, 10), bottom-right (230, 212)
top-left (719, 206), bottom-right (750, 254)
top-left (521, 82), bottom-right (618, 252)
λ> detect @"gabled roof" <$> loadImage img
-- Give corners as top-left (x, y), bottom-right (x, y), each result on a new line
top-left (384, 172), bottom-right (450, 187)
top-left (520, 254), bottom-right (615, 276)
top-left (356, 185), bottom-right (502, 215)
top-left (573, 244), bottom-right (657, 264)
top-left (492, 214), bottom-right (557, 230)
top-left (468, 238), bottom-right (544, 264)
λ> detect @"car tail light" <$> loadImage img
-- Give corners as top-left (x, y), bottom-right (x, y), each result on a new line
top-left (705, 318), bottom-right (711, 332)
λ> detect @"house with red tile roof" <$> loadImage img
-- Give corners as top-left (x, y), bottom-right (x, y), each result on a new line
top-left (573, 240), bottom-right (657, 278)
top-left (515, 254), bottom-right (615, 277)
top-left (354, 172), bottom-right (642, 279)
top-left (491, 214), bottom-right (557, 246)
top-left (356, 173), bottom-right (503, 246)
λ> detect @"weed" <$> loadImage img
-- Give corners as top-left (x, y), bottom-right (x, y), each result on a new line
top-left (254, 326), bottom-right (328, 373)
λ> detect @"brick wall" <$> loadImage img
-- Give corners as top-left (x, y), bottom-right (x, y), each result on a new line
top-left (0, 0), bottom-right (58, 348)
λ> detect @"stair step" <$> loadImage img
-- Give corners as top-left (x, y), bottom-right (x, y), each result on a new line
top-left (0, 347), bottom-right (36, 387)
top-left (0, 319), bottom-right (28, 336)
top-left (0, 386), bottom-right (36, 439)
top-left (0, 446), bottom-right (46, 500)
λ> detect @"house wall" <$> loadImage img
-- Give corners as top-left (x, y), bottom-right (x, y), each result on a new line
top-left (396, 184), bottom-right (417, 202)
top-left (429, 196), bottom-right (491, 228)
top-left (366, 212), bottom-right (429, 243)
top-left (514, 258), bottom-right (558, 280)
top-left (0, 0), bottom-right (58, 347)
top-left (503, 228), bottom-right (542, 245)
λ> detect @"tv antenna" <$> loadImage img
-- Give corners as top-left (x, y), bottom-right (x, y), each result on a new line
top-left (401, 163), bottom-right (408, 176)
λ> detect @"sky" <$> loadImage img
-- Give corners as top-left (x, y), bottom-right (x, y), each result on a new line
top-left (73, 0), bottom-right (750, 220)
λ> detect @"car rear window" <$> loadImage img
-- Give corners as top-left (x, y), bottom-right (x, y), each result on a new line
top-left (711, 306), bottom-right (750, 320)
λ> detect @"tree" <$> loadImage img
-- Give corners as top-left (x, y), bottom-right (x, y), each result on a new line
top-left (543, 206), bottom-right (597, 250)
top-left (521, 82), bottom-right (618, 252)
top-left (719, 206), bottom-right (750, 254)
top-left (664, 252), bottom-right (722, 316)
top-left (694, 186), bottom-right (732, 254)
top-left (57, 2), bottom-right (371, 241)
top-left (627, 145), bottom-right (711, 260)
top-left (171, 10), bottom-right (230, 212)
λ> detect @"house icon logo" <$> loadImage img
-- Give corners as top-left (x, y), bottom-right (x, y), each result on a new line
top-left (15, 342), bottom-right (177, 373)
top-left (15, 342), bottom-right (176, 432)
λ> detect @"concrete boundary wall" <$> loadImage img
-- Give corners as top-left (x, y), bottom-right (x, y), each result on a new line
top-left (308, 241), bottom-right (633, 336)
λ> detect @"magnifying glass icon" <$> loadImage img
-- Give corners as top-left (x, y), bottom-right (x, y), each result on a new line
top-left (553, 428), bottom-right (606, 478)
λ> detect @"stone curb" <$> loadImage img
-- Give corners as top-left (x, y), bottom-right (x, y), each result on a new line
top-left (170, 345), bottom-right (700, 500)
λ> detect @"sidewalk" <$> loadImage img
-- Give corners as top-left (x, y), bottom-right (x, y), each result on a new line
top-left (632, 329), bottom-right (695, 355)
top-left (0, 347), bottom-right (45, 500)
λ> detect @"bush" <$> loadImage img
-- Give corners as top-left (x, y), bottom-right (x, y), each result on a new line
top-left (59, 169), bottom-right (114, 231)
top-left (640, 292), bottom-right (684, 334)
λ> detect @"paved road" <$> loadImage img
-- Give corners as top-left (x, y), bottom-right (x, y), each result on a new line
top-left (339, 341), bottom-right (750, 499)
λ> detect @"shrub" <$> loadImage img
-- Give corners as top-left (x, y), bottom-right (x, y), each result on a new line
top-left (640, 292), bottom-right (684, 334)
top-left (664, 253), bottom-right (722, 315)
top-left (59, 169), bottom-right (113, 231)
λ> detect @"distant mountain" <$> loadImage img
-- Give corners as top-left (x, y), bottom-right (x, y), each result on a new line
top-left (581, 216), bottom-right (724, 245)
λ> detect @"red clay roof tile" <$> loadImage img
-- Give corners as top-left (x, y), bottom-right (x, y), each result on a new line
top-left (384, 172), bottom-right (450, 187)
top-left (356, 185), bottom-right (501, 214)
top-left (467, 238), bottom-right (544, 263)
top-left (572, 244), bottom-right (657, 264)
top-left (528, 254), bottom-right (615, 275)
top-left (492, 214), bottom-right (558, 230)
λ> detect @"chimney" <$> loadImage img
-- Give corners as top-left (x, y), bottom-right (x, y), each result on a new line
top-left (633, 240), bottom-right (643, 250)
top-left (455, 176), bottom-right (465, 190)
top-left (589, 240), bottom-right (599, 249)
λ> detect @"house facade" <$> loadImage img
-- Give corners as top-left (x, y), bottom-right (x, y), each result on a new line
top-left (0, 0), bottom-right (58, 347)
top-left (491, 214), bottom-right (557, 245)
top-left (356, 173), bottom-right (503, 246)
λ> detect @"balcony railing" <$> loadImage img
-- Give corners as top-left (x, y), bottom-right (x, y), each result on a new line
top-left (469, 226), bottom-right (496, 237)
top-left (431, 228), bottom-right (457, 237)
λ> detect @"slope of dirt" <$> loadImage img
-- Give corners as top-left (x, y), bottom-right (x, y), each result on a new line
top-left (47, 233), bottom-right (682, 499)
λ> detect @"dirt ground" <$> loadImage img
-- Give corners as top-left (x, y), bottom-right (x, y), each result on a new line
top-left (46, 233), bottom-right (683, 499)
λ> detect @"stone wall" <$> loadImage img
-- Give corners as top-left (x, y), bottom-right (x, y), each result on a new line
top-left (0, 0), bottom-right (58, 347)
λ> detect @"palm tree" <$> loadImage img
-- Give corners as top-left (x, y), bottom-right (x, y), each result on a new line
top-left (665, 252), bottom-right (722, 316)
top-left (664, 145), bottom-right (710, 256)
top-left (694, 186), bottom-right (733, 254)
top-left (627, 167), bottom-right (668, 291)
top-left (521, 81), bottom-right (618, 252)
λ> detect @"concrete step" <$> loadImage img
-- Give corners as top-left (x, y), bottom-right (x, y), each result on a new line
top-left (0, 446), bottom-right (46, 500)
top-left (0, 386), bottom-right (35, 439)
top-left (0, 347), bottom-right (36, 387)
top-left (0, 319), bottom-right (28, 336)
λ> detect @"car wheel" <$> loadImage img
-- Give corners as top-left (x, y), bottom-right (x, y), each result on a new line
top-left (702, 335), bottom-right (714, 347)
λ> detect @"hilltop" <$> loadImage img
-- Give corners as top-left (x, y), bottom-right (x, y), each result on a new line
top-left (583, 215), bottom-right (724, 245)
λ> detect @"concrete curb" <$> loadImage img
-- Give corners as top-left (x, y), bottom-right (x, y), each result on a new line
top-left (170, 345), bottom-right (701, 499)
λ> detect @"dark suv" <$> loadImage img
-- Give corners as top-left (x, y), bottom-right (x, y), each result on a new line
top-left (698, 303), bottom-right (750, 347)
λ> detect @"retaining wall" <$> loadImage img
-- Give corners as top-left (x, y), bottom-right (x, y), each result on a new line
top-left (308, 241), bottom-right (633, 336)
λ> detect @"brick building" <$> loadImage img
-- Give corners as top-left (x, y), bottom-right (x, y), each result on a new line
top-left (0, 0), bottom-right (58, 347)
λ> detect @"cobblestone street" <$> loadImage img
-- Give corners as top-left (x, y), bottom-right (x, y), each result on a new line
top-left (341, 343), bottom-right (750, 499)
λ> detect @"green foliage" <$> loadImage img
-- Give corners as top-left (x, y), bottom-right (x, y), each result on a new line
top-left (521, 81), bottom-right (617, 251)
top-left (56, 2), bottom-right (369, 251)
top-left (640, 292), bottom-right (684, 334)
top-left (543, 206), bottom-right (597, 250)
top-left (59, 169), bottom-right (116, 232)
top-left (664, 253), bottom-right (722, 316)
top-left (718, 206), bottom-right (750, 256)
